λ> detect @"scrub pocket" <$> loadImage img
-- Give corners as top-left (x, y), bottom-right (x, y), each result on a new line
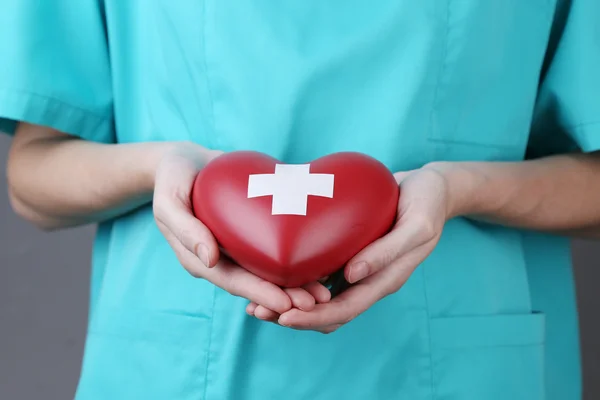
top-left (429, 0), bottom-right (554, 148)
top-left (75, 307), bottom-right (212, 400)
top-left (429, 313), bottom-right (545, 400)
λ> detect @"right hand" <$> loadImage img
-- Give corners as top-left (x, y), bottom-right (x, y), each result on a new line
top-left (153, 143), bottom-right (331, 319)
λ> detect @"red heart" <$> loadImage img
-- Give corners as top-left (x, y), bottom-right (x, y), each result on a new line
top-left (191, 151), bottom-right (399, 288)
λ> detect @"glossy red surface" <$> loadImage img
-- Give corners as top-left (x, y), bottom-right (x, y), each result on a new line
top-left (192, 151), bottom-right (399, 288)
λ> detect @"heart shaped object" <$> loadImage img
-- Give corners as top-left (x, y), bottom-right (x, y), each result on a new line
top-left (191, 151), bottom-right (399, 288)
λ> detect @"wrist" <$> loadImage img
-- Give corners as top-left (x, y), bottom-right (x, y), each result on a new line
top-left (144, 141), bottom-right (223, 190)
top-left (144, 143), bottom-right (173, 192)
top-left (133, 141), bottom-right (181, 193)
top-left (423, 161), bottom-right (483, 219)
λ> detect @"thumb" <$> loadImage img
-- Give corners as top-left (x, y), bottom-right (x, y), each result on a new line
top-left (155, 198), bottom-right (220, 268)
top-left (154, 147), bottom-right (220, 267)
top-left (344, 220), bottom-right (424, 284)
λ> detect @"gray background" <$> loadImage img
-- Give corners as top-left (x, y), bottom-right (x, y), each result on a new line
top-left (0, 134), bottom-right (598, 399)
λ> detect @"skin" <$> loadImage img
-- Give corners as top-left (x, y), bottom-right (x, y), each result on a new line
top-left (7, 122), bottom-right (600, 332)
top-left (7, 123), bottom-right (330, 315)
top-left (275, 155), bottom-right (600, 332)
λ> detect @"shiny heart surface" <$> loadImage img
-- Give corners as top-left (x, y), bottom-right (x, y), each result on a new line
top-left (192, 151), bottom-right (399, 287)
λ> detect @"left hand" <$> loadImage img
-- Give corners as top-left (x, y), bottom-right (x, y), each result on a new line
top-left (273, 164), bottom-right (457, 333)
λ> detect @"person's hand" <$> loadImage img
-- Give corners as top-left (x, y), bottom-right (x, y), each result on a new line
top-left (245, 276), bottom-right (332, 321)
top-left (276, 164), bottom-right (459, 333)
top-left (153, 143), bottom-right (331, 316)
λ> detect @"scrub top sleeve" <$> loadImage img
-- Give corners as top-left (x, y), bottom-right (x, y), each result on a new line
top-left (0, 0), bottom-right (114, 143)
top-left (528, 0), bottom-right (600, 156)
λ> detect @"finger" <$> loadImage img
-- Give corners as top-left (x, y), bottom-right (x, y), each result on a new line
top-left (246, 302), bottom-right (258, 316)
top-left (303, 282), bottom-right (332, 304)
top-left (162, 229), bottom-right (292, 314)
top-left (254, 306), bottom-right (280, 322)
top-left (250, 283), bottom-right (328, 320)
top-left (154, 177), bottom-right (219, 268)
top-left (252, 286), bottom-right (318, 319)
top-left (278, 274), bottom-right (384, 329)
top-left (344, 217), bottom-right (432, 284)
top-left (284, 287), bottom-right (316, 311)
top-left (216, 261), bottom-right (292, 314)
top-left (280, 253), bottom-right (417, 330)
top-left (153, 148), bottom-right (224, 266)
top-left (157, 219), bottom-right (217, 272)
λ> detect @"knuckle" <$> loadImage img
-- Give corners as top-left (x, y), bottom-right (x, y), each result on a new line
top-left (380, 248), bottom-right (399, 267)
top-left (224, 274), bottom-right (242, 296)
top-left (179, 228), bottom-right (207, 258)
top-left (177, 228), bottom-right (194, 249)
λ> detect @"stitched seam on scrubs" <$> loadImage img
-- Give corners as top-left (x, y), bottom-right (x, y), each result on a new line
top-left (0, 88), bottom-right (114, 142)
top-left (435, 343), bottom-right (544, 351)
top-left (577, 122), bottom-right (600, 152)
top-left (568, 120), bottom-right (600, 130)
top-left (201, 0), bottom-right (217, 144)
top-left (421, 265), bottom-right (437, 400)
top-left (563, 121), bottom-right (600, 152)
top-left (202, 285), bottom-right (217, 400)
top-left (0, 87), bottom-right (110, 120)
top-left (427, 0), bottom-right (452, 149)
top-left (426, 136), bottom-right (523, 150)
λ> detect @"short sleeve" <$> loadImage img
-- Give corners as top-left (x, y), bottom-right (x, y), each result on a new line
top-left (528, 0), bottom-right (600, 156)
top-left (0, 0), bottom-right (115, 143)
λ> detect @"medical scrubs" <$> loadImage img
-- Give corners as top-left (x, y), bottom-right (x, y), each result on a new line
top-left (1, 1), bottom-right (598, 399)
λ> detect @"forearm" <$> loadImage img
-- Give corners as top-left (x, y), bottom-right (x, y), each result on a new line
top-left (7, 123), bottom-right (171, 230)
top-left (431, 152), bottom-right (600, 238)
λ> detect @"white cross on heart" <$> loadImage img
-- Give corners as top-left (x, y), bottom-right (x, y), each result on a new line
top-left (247, 164), bottom-right (335, 215)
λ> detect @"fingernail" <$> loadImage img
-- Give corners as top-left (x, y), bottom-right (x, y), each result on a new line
top-left (197, 244), bottom-right (210, 267)
top-left (348, 261), bottom-right (369, 283)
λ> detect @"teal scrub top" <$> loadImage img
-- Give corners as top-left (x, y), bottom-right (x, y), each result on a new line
top-left (1, 1), bottom-right (599, 399)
